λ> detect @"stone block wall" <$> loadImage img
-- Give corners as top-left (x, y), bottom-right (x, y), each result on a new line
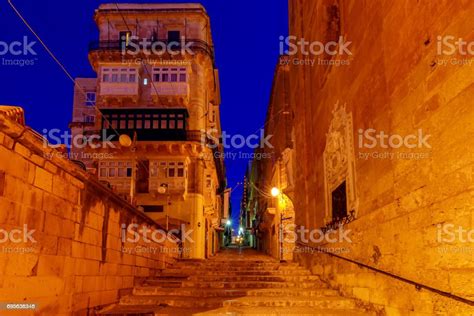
top-left (287, 0), bottom-right (474, 314)
top-left (0, 114), bottom-right (179, 315)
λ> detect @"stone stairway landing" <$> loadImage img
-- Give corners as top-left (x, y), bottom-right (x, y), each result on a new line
top-left (98, 248), bottom-right (373, 315)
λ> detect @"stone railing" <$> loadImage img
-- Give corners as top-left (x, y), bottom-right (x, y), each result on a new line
top-left (0, 113), bottom-right (179, 315)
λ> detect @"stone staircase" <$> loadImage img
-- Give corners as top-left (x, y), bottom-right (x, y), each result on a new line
top-left (98, 249), bottom-right (373, 315)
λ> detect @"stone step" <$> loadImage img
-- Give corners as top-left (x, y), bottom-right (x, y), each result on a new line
top-left (97, 250), bottom-right (371, 316)
top-left (143, 280), bottom-right (324, 289)
top-left (180, 259), bottom-right (276, 263)
top-left (223, 296), bottom-right (357, 309)
top-left (167, 265), bottom-right (308, 271)
top-left (159, 269), bottom-right (311, 276)
top-left (195, 306), bottom-right (375, 316)
top-left (133, 287), bottom-right (338, 297)
top-left (186, 275), bottom-right (320, 282)
top-left (119, 295), bottom-right (357, 309)
top-left (170, 263), bottom-right (305, 268)
top-left (173, 261), bottom-right (297, 267)
top-left (98, 305), bottom-right (373, 316)
top-left (175, 281), bottom-right (324, 289)
top-left (145, 280), bottom-right (185, 288)
top-left (172, 262), bottom-right (301, 266)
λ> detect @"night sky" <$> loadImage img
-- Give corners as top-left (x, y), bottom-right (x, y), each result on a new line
top-left (0, 0), bottom-right (289, 229)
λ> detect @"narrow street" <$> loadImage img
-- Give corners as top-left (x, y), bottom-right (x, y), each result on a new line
top-left (99, 248), bottom-right (372, 315)
top-left (0, 1), bottom-right (473, 315)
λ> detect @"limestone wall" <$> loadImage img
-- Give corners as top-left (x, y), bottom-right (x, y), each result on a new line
top-left (288, 0), bottom-right (474, 314)
top-left (0, 114), bottom-right (179, 315)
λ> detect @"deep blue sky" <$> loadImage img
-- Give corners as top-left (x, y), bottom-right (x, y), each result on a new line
top-left (0, 0), bottom-right (289, 229)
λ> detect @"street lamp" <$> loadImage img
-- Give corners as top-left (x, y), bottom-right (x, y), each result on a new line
top-left (226, 220), bottom-right (231, 226)
top-left (271, 187), bottom-right (280, 197)
top-left (270, 187), bottom-right (293, 262)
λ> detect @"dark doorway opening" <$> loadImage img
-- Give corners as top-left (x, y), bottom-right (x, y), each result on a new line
top-left (331, 181), bottom-right (347, 220)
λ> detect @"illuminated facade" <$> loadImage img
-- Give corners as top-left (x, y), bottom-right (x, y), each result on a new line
top-left (70, 3), bottom-right (227, 258)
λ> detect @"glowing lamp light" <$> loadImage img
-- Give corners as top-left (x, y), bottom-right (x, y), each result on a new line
top-left (226, 220), bottom-right (231, 226)
top-left (158, 183), bottom-right (168, 194)
top-left (119, 134), bottom-right (132, 147)
top-left (271, 187), bottom-right (280, 197)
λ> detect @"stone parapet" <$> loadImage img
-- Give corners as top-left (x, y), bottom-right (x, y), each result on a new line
top-left (0, 113), bottom-right (179, 315)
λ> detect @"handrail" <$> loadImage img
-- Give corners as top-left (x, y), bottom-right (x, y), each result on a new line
top-left (295, 241), bottom-right (474, 306)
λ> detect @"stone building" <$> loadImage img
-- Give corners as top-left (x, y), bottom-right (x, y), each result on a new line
top-left (247, 56), bottom-right (296, 261)
top-left (69, 3), bottom-right (227, 259)
top-left (275, 0), bottom-right (474, 314)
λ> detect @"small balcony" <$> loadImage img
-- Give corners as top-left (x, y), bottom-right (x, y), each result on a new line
top-left (151, 82), bottom-right (189, 96)
top-left (99, 82), bottom-right (139, 96)
top-left (100, 108), bottom-right (189, 141)
top-left (149, 177), bottom-right (187, 196)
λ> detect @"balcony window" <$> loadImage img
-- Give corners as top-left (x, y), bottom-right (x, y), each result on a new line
top-left (101, 109), bottom-right (188, 141)
top-left (177, 119), bottom-right (184, 129)
top-left (152, 67), bottom-right (187, 83)
top-left (136, 114), bottom-right (143, 129)
top-left (102, 67), bottom-right (137, 83)
top-left (150, 161), bottom-right (185, 179)
top-left (167, 162), bottom-right (185, 178)
top-left (118, 167), bottom-right (126, 177)
top-left (168, 163), bottom-right (176, 177)
top-left (177, 162), bottom-right (185, 177)
top-left (169, 114), bottom-right (176, 129)
top-left (99, 161), bottom-right (132, 179)
top-left (144, 114), bottom-right (151, 129)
